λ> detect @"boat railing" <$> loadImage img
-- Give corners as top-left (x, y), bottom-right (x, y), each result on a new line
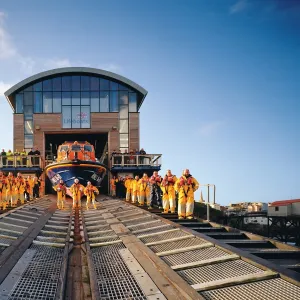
top-left (0, 155), bottom-right (43, 169)
top-left (111, 154), bottom-right (162, 167)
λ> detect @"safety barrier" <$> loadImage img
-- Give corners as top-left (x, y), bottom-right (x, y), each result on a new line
top-left (0, 155), bottom-right (43, 169)
top-left (111, 153), bottom-right (162, 167)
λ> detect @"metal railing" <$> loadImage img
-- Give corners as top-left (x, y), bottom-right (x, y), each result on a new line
top-left (111, 154), bottom-right (162, 167)
top-left (0, 155), bottom-right (43, 168)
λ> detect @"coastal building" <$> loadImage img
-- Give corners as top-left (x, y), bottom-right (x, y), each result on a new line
top-left (268, 199), bottom-right (300, 217)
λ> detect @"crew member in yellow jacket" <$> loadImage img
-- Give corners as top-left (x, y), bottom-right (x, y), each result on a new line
top-left (175, 169), bottom-right (199, 219)
top-left (124, 176), bottom-right (133, 202)
top-left (53, 179), bottom-right (67, 209)
top-left (130, 175), bottom-right (140, 204)
top-left (27, 175), bottom-right (34, 200)
top-left (138, 173), bottom-right (150, 206)
top-left (0, 172), bottom-right (7, 210)
top-left (161, 170), bottom-right (178, 213)
top-left (84, 181), bottom-right (99, 209)
top-left (15, 172), bottom-right (26, 205)
top-left (5, 172), bottom-right (16, 207)
top-left (70, 178), bottom-right (84, 208)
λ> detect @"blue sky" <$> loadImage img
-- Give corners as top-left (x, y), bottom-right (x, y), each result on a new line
top-left (0, 0), bottom-right (299, 205)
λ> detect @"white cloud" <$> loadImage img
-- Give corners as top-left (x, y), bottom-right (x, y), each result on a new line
top-left (18, 56), bottom-right (36, 76)
top-left (43, 58), bottom-right (72, 69)
top-left (230, 0), bottom-right (249, 14)
top-left (0, 11), bottom-right (17, 59)
top-left (98, 63), bottom-right (122, 73)
top-left (199, 121), bottom-right (224, 137)
top-left (0, 80), bottom-right (13, 96)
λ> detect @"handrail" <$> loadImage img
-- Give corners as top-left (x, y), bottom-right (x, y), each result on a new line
top-left (99, 142), bottom-right (108, 164)
top-left (0, 155), bottom-right (43, 169)
top-left (111, 154), bottom-right (162, 167)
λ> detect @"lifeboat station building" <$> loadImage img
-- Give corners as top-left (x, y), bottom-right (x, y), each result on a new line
top-left (2, 67), bottom-right (161, 193)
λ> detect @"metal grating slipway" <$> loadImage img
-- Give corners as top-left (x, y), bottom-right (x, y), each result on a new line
top-left (91, 242), bottom-right (147, 299)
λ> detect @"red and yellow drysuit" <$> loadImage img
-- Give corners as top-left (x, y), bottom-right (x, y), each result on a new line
top-left (110, 178), bottom-right (117, 197)
top-left (27, 176), bottom-right (34, 200)
top-left (0, 175), bottom-right (7, 210)
top-left (84, 185), bottom-right (99, 208)
top-left (130, 179), bottom-right (140, 204)
top-left (53, 183), bottom-right (67, 209)
top-left (15, 176), bottom-right (26, 205)
top-left (161, 175), bottom-right (178, 213)
top-left (175, 175), bottom-right (199, 219)
top-left (70, 183), bottom-right (84, 208)
top-left (124, 178), bottom-right (133, 202)
top-left (5, 175), bottom-right (16, 207)
top-left (138, 175), bottom-right (150, 206)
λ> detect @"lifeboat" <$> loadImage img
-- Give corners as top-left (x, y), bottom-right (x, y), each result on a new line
top-left (45, 141), bottom-right (108, 196)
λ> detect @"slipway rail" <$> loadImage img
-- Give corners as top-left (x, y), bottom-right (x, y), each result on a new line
top-left (0, 197), bottom-right (299, 299)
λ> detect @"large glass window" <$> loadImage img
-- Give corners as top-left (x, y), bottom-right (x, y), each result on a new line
top-left (91, 92), bottom-right (99, 112)
top-left (62, 92), bottom-right (71, 105)
top-left (100, 92), bottom-right (109, 112)
top-left (15, 94), bottom-right (23, 113)
top-left (72, 106), bottom-right (80, 128)
top-left (62, 76), bottom-right (71, 91)
top-left (43, 92), bottom-right (52, 113)
top-left (119, 120), bottom-right (128, 133)
top-left (72, 92), bottom-right (80, 105)
top-left (129, 93), bottom-right (137, 112)
top-left (33, 82), bottom-right (42, 91)
top-left (53, 77), bottom-right (62, 91)
top-left (62, 106), bottom-right (71, 128)
top-left (43, 79), bottom-right (52, 91)
top-left (81, 76), bottom-right (90, 91)
top-left (24, 106), bottom-right (33, 119)
top-left (119, 105), bottom-right (128, 119)
top-left (120, 134), bottom-right (129, 147)
top-left (72, 76), bottom-right (80, 91)
top-left (53, 92), bottom-right (62, 113)
top-left (90, 77), bottom-right (99, 91)
top-left (110, 91), bottom-right (118, 112)
top-left (81, 106), bottom-right (91, 129)
top-left (25, 135), bottom-right (33, 149)
top-left (24, 120), bottom-right (33, 134)
top-left (34, 92), bottom-right (42, 113)
top-left (24, 92), bottom-right (33, 105)
top-left (119, 91), bottom-right (128, 105)
top-left (110, 81), bottom-right (118, 91)
top-left (100, 78), bottom-right (109, 90)
top-left (81, 92), bottom-right (90, 105)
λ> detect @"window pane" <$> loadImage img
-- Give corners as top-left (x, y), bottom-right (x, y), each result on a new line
top-left (25, 120), bottom-right (33, 134)
top-left (72, 92), bottom-right (80, 105)
top-left (90, 77), bottom-right (99, 91)
top-left (81, 106), bottom-right (91, 129)
top-left (62, 92), bottom-right (71, 105)
top-left (129, 93), bottom-right (137, 112)
top-left (81, 92), bottom-right (90, 105)
top-left (119, 91), bottom-right (128, 105)
top-left (119, 104), bottom-right (128, 119)
top-left (24, 92), bottom-right (33, 105)
top-left (72, 106), bottom-right (80, 128)
top-left (33, 82), bottom-right (42, 91)
top-left (120, 134), bottom-right (129, 147)
top-left (34, 92), bottom-right (42, 113)
top-left (110, 81), bottom-right (118, 90)
top-left (53, 92), bottom-right (62, 113)
top-left (119, 120), bottom-right (128, 133)
top-left (119, 84), bottom-right (128, 91)
top-left (91, 92), bottom-right (99, 112)
top-left (24, 106), bottom-right (33, 119)
top-left (62, 106), bottom-right (71, 128)
top-left (15, 94), bottom-right (23, 113)
top-left (81, 76), bottom-right (90, 91)
top-left (24, 85), bottom-right (33, 92)
top-left (100, 78), bottom-right (109, 90)
top-left (53, 77), bottom-right (62, 91)
top-left (62, 76), bottom-right (71, 91)
top-left (110, 91), bottom-right (118, 112)
top-left (100, 91), bottom-right (109, 112)
top-left (25, 135), bottom-right (33, 148)
top-left (72, 76), bottom-right (80, 91)
top-left (43, 92), bottom-right (52, 113)
top-left (43, 79), bottom-right (52, 91)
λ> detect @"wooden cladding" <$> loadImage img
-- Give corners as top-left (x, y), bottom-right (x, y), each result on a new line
top-left (129, 113), bottom-right (140, 151)
top-left (13, 114), bottom-right (24, 151)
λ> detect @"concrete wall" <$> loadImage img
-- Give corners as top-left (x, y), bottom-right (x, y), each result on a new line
top-left (268, 204), bottom-right (292, 217)
top-left (291, 202), bottom-right (300, 215)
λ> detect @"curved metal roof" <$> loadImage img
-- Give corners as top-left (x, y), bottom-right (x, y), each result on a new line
top-left (4, 67), bottom-right (148, 97)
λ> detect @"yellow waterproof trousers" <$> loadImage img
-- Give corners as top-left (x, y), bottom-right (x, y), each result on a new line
top-left (162, 188), bottom-right (176, 213)
top-left (126, 188), bottom-right (132, 201)
top-left (16, 193), bottom-right (25, 205)
top-left (178, 196), bottom-right (194, 218)
top-left (138, 190), bottom-right (150, 206)
top-left (132, 191), bottom-right (139, 204)
top-left (6, 190), bottom-right (16, 207)
top-left (73, 194), bottom-right (81, 208)
top-left (57, 192), bottom-right (65, 209)
top-left (0, 192), bottom-right (7, 210)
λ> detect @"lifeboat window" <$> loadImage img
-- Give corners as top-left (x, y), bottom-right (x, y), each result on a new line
top-left (72, 145), bottom-right (82, 151)
top-left (60, 146), bottom-right (69, 152)
top-left (84, 145), bottom-right (93, 152)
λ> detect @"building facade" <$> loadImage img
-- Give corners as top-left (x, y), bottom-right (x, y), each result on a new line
top-left (268, 199), bottom-right (300, 217)
top-left (4, 67), bottom-right (147, 164)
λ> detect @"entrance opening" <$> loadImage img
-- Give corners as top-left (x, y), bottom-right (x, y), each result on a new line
top-left (44, 132), bottom-right (109, 195)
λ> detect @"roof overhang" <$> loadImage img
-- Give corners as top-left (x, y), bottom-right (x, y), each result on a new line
top-left (4, 67), bottom-right (148, 111)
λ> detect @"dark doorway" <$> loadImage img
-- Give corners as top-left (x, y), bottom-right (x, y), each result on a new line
top-left (44, 132), bottom-right (109, 194)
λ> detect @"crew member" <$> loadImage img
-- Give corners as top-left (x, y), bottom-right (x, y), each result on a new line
top-left (161, 170), bottom-right (178, 213)
top-left (6, 150), bottom-right (13, 166)
top-left (27, 175), bottom-right (34, 200)
top-left (124, 176), bottom-right (133, 202)
top-left (84, 181), bottom-right (99, 209)
top-left (6, 172), bottom-right (15, 207)
top-left (20, 149), bottom-right (27, 166)
top-left (53, 179), bottom-right (67, 209)
top-left (32, 176), bottom-right (41, 199)
top-left (0, 171), bottom-right (6, 210)
top-left (70, 178), bottom-right (84, 208)
top-left (149, 171), bottom-right (162, 209)
top-left (110, 176), bottom-right (117, 197)
top-left (138, 173), bottom-right (150, 206)
top-left (130, 175), bottom-right (140, 204)
top-left (175, 169), bottom-right (199, 219)
top-left (15, 172), bottom-right (25, 205)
